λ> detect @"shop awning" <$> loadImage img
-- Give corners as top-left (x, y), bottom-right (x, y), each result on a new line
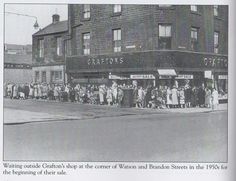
top-left (157, 69), bottom-right (177, 76)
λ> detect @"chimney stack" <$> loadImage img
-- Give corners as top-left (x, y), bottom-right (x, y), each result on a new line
top-left (52, 14), bottom-right (60, 23)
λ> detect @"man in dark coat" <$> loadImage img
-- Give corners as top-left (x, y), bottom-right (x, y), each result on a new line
top-left (145, 85), bottom-right (152, 108)
top-left (197, 85), bottom-right (205, 107)
top-left (24, 83), bottom-right (30, 99)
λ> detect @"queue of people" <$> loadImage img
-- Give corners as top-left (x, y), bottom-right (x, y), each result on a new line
top-left (3, 81), bottom-right (219, 110)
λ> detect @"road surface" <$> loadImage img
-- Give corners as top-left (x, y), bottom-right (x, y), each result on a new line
top-left (3, 99), bottom-right (227, 162)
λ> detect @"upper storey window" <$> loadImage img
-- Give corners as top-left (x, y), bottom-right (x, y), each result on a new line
top-left (158, 24), bottom-right (172, 49)
top-left (38, 39), bottom-right (44, 58)
top-left (113, 4), bottom-right (121, 13)
top-left (214, 31), bottom-right (219, 53)
top-left (82, 33), bottom-right (90, 55)
top-left (56, 37), bottom-right (63, 56)
top-left (113, 29), bottom-right (121, 52)
top-left (190, 5), bottom-right (198, 12)
top-left (83, 4), bottom-right (90, 19)
top-left (191, 27), bottom-right (199, 51)
top-left (214, 5), bottom-right (219, 16)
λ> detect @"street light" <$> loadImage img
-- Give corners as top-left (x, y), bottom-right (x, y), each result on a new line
top-left (5, 11), bottom-right (39, 29)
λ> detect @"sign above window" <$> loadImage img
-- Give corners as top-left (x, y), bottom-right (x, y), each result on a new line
top-left (130, 74), bottom-right (155, 79)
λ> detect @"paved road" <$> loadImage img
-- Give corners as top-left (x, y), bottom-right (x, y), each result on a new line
top-left (3, 99), bottom-right (227, 162)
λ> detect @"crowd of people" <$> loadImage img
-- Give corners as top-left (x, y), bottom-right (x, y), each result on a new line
top-left (3, 81), bottom-right (220, 110)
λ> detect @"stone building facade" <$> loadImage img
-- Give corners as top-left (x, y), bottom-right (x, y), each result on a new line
top-left (32, 14), bottom-right (68, 84)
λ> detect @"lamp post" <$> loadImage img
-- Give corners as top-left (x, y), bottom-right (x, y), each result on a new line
top-left (5, 11), bottom-right (39, 29)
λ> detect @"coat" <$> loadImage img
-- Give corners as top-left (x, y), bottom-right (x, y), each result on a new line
top-left (212, 90), bottom-right (219, 105)
top-left (184, 88), bottom-right (192, 102)
top-left (166, 88), bottom-right (172, 105)
top-left (171, 88), bottom-right (178, 105)
top-left (106, 89), bottom-right (113, 102)
top-left (133, 88), bottom-right (138, 104)
top-left (13, 85), bottom-right (18, 98)
top-left (198, 88), bottom-right (205, 105)
top-left (179, 89), bottom-right (185, 104)
top-left (205, 89), bottom-right (212, 105)
top-left (99, 86), bottom-right (106, 103)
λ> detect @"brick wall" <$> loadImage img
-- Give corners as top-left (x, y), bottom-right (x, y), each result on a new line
top-left (68, 4), bottom-right (228, 56)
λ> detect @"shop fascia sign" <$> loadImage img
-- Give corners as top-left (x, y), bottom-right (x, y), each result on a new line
top-left (88, 57), bottom-right (124, 66)
top-left (218, 75), bottom-right (228, 79)
top-left (130, 74), bottom-right (155, 79)
top-left (175, 74), bottom-right (194, 79)
top-left (203, 57), bottom-right (227, 68)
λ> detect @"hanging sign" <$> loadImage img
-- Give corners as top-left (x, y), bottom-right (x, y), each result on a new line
top-left (204, 70), bottom-right (212, 79)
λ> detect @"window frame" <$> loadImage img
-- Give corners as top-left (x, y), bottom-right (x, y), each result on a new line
top-left (113, 4), bottom-right (122, 14)
top-left (190, 5), bottom-right (198, 12)
top-left (158, 24), bottom-right (172, 38)
top-left (51, 71), bottom-right (63, 81)
top-left (190, 27), bottom-right (199, 51)
top-left (158, 24), bottom-right (172, 49)
top-left (113, 28), bottom-right (122, 53)
top-left (83, 4), bottom-right (91, 19)
top-left (41, 71), bottom-right (47, 83)
top-left (214, 31), bottom-right (219, 53)
top-left (82, 32), bottom-right (91, 55)
top-left (35, 71), bottom-right (40, 82)
top-left (191, 27), bottom-right (198, 41)
top-left (38, 39), bottom-right (44, 58)
top-left (56, 36), bottom-right (63, 56)
top-left (214, 5), bottom-right (219, 16)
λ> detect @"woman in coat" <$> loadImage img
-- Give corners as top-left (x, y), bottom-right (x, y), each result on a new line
top-left (179, 87), bottom-right (185, 108)
top-left (205, 88), bottom-right (212, 108)
top-left (171, 85), bottom-right (178, 108)
top-left (211, 88), bottom-right (219, 110)
top-left (184, 85), bottom-right (192, 108)
top-left (34, 84), bottom-right (38, 99)
top-left (198, 85), bottom-right (205, 107)
top-left (106, 87), bottom-right (113, 106)
top-left (166, 86), bottom-right (172, 108)
top-left (99, 84), bottom-right (106, 105)
top-left (117, 87), bottom-right (124, 107)
top-left (133, 86), bottom-right (138, 107)
top-left (53, 85), bottom-right (59, 101)
top-left (111, 82), bottom-right (118, 105)
top-left (13, 84), bottom-right (18, 99)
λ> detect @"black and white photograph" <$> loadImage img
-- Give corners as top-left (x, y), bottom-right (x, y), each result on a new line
top-left (3, 3), bottom-right (228, 163)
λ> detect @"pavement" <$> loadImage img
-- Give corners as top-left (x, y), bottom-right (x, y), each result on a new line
top-left (3, 98), bottom-right (227, 124)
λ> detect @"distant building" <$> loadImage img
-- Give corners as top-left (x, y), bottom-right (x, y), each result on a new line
top-left (4, 44), bottom-right (32, 55)
top-left (32, 14), bottom-right (68, 84)
top-left (66, 5), bottom-right (228, 95)
top-left (4, 44), bottom-right (32, 84)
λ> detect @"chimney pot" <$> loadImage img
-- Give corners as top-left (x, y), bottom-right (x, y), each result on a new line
top-left (52, 14), bottom-right (60, 23)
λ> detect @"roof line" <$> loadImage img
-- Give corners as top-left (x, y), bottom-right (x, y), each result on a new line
top-left (32, 20), bottom-right (68, 36)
